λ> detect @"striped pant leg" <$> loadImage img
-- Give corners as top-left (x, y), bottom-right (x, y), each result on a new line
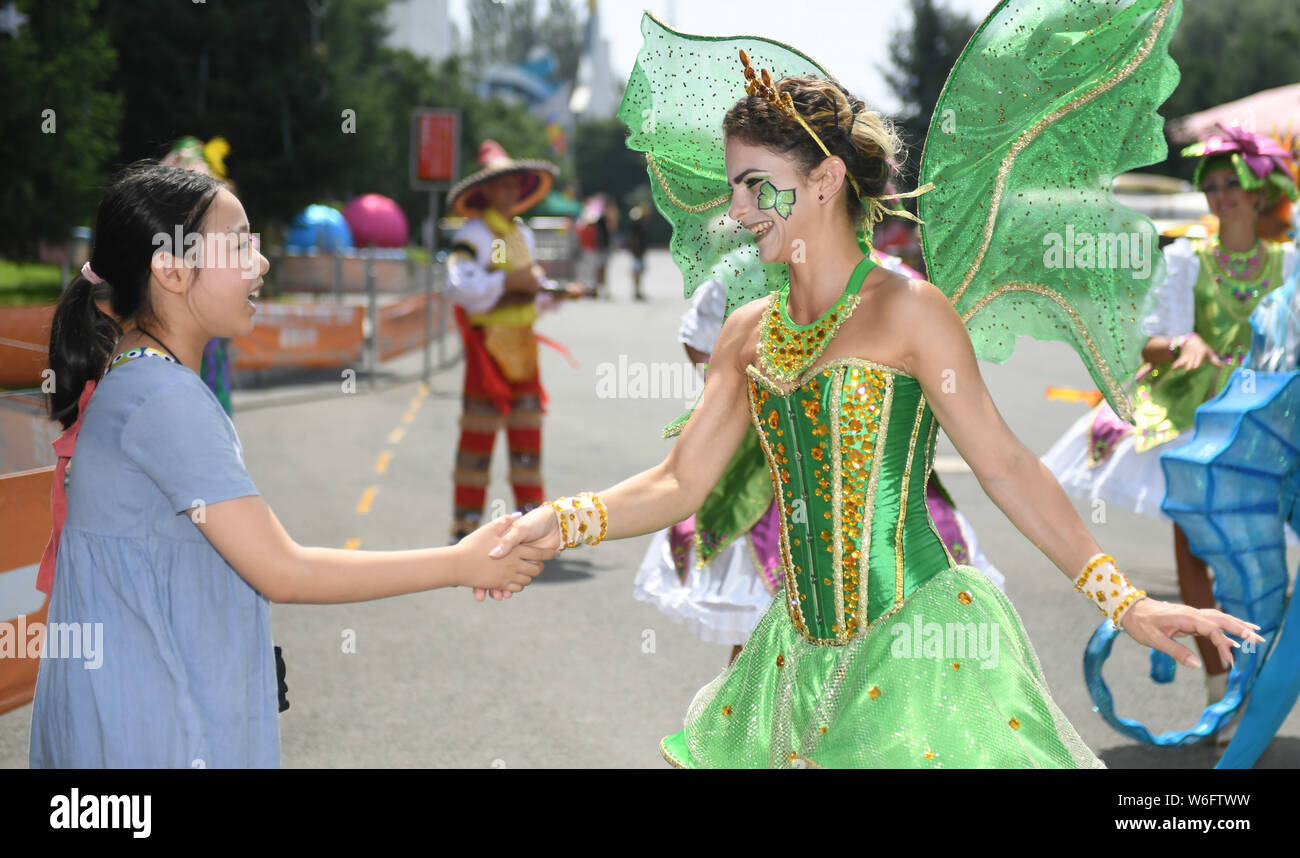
top-left (506, 389), bottom-right (544, 513)
top-left (452, 393), bottom-right (504, 540)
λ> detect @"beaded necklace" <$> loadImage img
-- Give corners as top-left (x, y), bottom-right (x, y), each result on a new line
top-left (104, 346), bottom-right (178, 376)
top-left (1209, 237), bottom-right (1272, 304)
top-left (758, 255), bottom-right (874, 384)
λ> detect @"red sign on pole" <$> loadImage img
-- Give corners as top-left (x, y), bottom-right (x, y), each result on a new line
top-left (413, 110), bottom-right (459, 187)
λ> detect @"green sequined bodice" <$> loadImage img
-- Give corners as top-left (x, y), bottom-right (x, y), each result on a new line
top-left (747, 357), bottom-right (954, 646)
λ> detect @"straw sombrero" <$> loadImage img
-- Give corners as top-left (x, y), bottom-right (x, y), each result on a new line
top-left (447, 140), bottom-right (559, 217)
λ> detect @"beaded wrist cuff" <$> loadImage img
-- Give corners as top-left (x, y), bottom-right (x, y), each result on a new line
top-left (548, 493), bottom-right (608, 550)
top-left (1075, 553), bottom-right (1146, 627)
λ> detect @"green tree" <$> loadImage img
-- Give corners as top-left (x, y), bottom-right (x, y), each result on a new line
top-left (1161, 0), bottom-right (1300, 176)
top-left (573, 116), bottom-right (658, 235)
top-left (881, 0), bottom-right (978, 179)
top-left (95, 0), bottom-right (352, 228)
top-left (0, 0), bottom-right (122, 259)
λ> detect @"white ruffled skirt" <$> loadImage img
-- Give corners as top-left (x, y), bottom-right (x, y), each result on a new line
top-left (635, 510), bottom-right (1006, 646)
top-left (1041, 405), bottom-right (1300, 544)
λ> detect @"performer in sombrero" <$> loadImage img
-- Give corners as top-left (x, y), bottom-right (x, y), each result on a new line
top-left (444, 141), bottom-right (583, 542)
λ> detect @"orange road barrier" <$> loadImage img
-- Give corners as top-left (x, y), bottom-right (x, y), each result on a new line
top-left (0, 467), bottom-right (53, 714)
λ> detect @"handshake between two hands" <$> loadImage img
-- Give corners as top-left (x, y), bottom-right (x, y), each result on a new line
top-left (458, 506), bottom-right (565, 602)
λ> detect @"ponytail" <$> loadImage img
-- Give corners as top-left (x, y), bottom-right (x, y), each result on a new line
top-left (45, 161), bottom-right (223, 427)
top-left (48, 273), bottom-right (121, 428)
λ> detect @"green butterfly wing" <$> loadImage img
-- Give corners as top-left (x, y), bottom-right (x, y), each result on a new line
top-left (917, 0), bottom-right (1183, 422)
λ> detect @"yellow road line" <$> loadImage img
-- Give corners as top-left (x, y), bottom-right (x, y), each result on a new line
top-left (342, 537), bottom-right (362, 550)
top-left (402, 411), bottom-right (415, 425)
top-left (409, 395), bottom-right (423, 411)
top-left (375, 451), bottom-right (393, 474)
top-left (356, 486), bottom-right (378, 515)
top-left (419, 383), bottom-right (430, 397)
top-left (388, 426), bottom-right (406, 444)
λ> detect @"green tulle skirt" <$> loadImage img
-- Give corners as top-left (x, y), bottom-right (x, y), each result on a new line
top-left (661, 565), bottom-right (1102, 768)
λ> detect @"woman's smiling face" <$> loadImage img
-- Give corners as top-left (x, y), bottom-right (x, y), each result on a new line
top-left (725, 137), bottom-right (818, 264)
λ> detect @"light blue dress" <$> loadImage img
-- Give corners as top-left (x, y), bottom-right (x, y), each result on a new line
top-left (29, 353), bottom-right (278, 767)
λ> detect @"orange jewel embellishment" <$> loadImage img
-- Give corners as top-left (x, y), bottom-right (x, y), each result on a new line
top-left (1009, 717), bottom-right (1021, 730)
top-left (819, 726), bottom-right (827, 735)
top-left (722, 705), bottom-right (733, 716)
top-left (868, 686), bottom-right (881, 700)
top-left (923, 750), bottom-right (935, 761)
top-left (957, 591), bottom-right (973, 605)
top-left (776, 654), bottom-right (784, 668)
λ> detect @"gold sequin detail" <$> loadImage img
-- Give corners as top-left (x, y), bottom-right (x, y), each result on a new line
top-left (868, 685), bottom-right (881, 700)
top-left (722, 705), bottom-right (733, 717)
top-left (958, 590), bottom-right (973, 605)
top-left (1009, 717), bottom-right (1021, 731)
top-left (923, 750), bottom-right (935, 761)
top-left (758, 290), bottom-right (862, 385)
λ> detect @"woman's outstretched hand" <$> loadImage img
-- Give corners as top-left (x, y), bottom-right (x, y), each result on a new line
top-left (1120, 597), bottom-right (1265, 669)
top-left (472, 507), bottom-right (562, 602)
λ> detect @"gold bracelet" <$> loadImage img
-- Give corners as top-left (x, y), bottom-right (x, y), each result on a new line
top-left (1075, 553), bottom-right (1145, 628)
top-left (1074, 553), bottom-right (1115, 592)
top-left (547, 494), bottom-right (607, 549)
top-left (583, 492), bottom-right (608, 545)
top-left (547, 501), bottom-right (571, 550)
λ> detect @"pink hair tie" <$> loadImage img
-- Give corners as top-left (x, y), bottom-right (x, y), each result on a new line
top-left (80, 261), bottom-right (103, 284)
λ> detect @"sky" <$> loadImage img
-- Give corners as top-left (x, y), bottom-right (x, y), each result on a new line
top-left (449, 0), bottom-right (1005, 116)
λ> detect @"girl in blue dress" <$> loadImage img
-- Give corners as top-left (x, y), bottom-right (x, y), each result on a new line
top-left (31, 163), bottom-right (546, 768)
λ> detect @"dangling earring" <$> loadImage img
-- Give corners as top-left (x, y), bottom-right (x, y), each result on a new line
top-left (819, 194), bottom-right (824, 201)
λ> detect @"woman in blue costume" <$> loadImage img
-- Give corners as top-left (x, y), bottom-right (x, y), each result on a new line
top-left (488, 1), bottom-right (1263, 768)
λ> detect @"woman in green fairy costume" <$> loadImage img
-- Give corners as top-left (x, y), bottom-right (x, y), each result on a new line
top-left (486, 2), bottom-right (1264, 768)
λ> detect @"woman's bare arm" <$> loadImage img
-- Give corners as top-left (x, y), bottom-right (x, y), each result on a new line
top-left (895, 279), bottom-right (1262, 665)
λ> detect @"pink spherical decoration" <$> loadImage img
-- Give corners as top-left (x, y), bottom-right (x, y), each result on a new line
top-left (342, 194), bottom-right (409, 248)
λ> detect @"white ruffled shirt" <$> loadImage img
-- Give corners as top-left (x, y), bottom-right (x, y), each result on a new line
top-left (1141, 238), bottom-right (1299, 338)
top-left (445, 217), bottom-right (559, 315)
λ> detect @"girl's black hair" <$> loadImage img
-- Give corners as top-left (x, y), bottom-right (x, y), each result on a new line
top-left (48, 162), bottom-right (222, 428)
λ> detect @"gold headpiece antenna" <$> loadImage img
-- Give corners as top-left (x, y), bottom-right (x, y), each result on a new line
top-left (738, 48), bottom-right (932, 228)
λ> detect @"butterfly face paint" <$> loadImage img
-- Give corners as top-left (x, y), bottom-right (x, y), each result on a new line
top-left (757, 180), bottom-right (797, 220)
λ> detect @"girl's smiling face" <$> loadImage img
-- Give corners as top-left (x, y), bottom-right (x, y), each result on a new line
top-left (725, 137), bottom-right (819, 264)
top-left (166, 187), bottom-right (268, 338)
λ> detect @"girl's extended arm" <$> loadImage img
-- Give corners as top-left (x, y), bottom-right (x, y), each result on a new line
top-left (897, 279), bottom-right (1262, 666)
top-left (196, 497), bottom-right (545, 603)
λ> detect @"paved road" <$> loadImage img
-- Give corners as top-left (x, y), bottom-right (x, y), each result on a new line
top-left (3, 248), bottom-right (1297, 767)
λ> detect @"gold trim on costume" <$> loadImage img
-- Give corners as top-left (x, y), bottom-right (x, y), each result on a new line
top-left (895, 397), bottom-right (928, 605)
top-left (949, 0), bottom-right (1173, 307)
top-left (646, 152), bottom-right (731, 213)
top-left (960, 281), bottom-right (1133, 422)
top-left (920, 421), bottom-right (957, 569)
top-left (859, 373), bottom-right (893, 636)
top-left (944, 0), bottom-right (1173, 424)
